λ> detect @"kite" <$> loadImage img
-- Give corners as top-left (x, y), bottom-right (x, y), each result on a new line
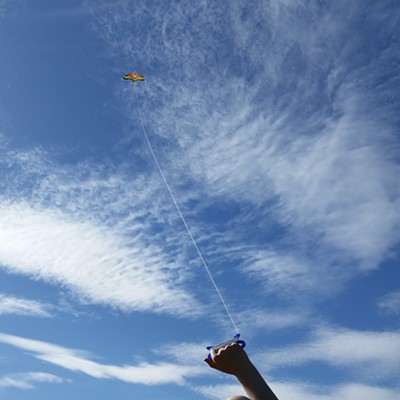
top-left (122, 72), bottom-right (145, 85)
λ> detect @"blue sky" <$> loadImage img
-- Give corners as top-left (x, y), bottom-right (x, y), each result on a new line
top-left (0, 0), bottom-right (399, 399)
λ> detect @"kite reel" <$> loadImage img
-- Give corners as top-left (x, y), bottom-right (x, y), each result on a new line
top-left (206, 333), bottom-right (246, 359)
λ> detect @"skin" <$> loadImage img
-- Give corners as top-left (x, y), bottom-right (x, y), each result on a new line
top-left (204, 343), bottom-right (279, 400)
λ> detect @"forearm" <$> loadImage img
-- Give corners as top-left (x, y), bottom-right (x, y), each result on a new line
top-left (235, 362), bottom-right (278, 400)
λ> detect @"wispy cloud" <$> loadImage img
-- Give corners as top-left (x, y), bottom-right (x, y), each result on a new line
top-left (2, 0), bottom-right (399, 341)
top-left (0, 332), bottom-right (204, 385)
top-left (89, 0), bottom-right (400, 290)
top-left (271, 381), bottom-right (399, 400)
top-left (243, 250), bottom-right (327, 298)
top-left (2, 0), bottom-right (398, 320)
top-left (193, 383), bottom-right (246, 400)
top-left (235, 306), bottom-right (310, 333)
top-left (262, 326), bottom-right (400, 381)
top-left (0, 372), bottom-right (65, 390)
top-left (0, 293), bottom-right (52, 317)
top-left (0, 135), bottom-right (210, 317)
top-left (0, 4), bottom-right (399, 400)
top-left (195, 381), bottom-right (400, 400)
top-left (0, 201), bottom-right (201, 316)
top-left (377, 291), bottom-right (400, 316)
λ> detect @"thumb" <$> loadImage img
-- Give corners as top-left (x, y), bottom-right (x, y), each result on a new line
top-left (204, 357), bottom-right (217, 369)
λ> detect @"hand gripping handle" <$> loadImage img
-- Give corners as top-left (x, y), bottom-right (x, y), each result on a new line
top-left (206, 333), bottom-right (246, 359)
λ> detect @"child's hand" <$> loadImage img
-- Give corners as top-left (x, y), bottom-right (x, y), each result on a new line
top-left (204, 343), bottom-right (251, 376)
top-left (205, 342), bottom-right (280, 399)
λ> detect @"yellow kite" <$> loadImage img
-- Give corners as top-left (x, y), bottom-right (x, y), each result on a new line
top-left (122, 72), bottom-right (145, 85)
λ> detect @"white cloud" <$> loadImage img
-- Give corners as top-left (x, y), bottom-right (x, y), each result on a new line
top-left (0, 293), bottom-right (52, 317)
top-left (378, 291), bottom-right (400, 316)
top-left (268, 100), bottom-right (400, 269)
top-left (76, 0), bottom-right (400, 320)
top-left (3, 0), bottom-right (396, 318)
top-left (272, 381), bottom-right (399, 400)
top-left (193, 383), bottom-right (246, 400)
top-left (0, 202), bottom-right (202, 317)
top-left (113, 1), bottom-right (400, 272)
top-left (243, 250), bottom-right (322, 296)
top-left (235, 306), bottom-right (309, 333)
top-left (2, 0), bottom-right (399, 332)
top-left (262, 327), bottom-right (400, 380)
top-left (0, 332), bottom-right (204, 385)
top-left (183, 90), bottom-right (400, 270)
top-left (153, 341), bottom-right (209, 367)
top-left (195, 381), bottom-right (400, 400)
top-left (0, 371), bottom-right (65, 390)
top-left (0, 133), bottom-right (213, 318)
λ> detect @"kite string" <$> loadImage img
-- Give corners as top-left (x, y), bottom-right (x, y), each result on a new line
top-left (135, 91), bottom-right (239, 334)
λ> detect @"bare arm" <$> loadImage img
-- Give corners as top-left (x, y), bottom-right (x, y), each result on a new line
top-left (204, 343), bottom-right (279, 400)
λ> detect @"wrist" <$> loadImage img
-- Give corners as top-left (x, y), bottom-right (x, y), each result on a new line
top-left (233, 360), bottom-right (258, 381)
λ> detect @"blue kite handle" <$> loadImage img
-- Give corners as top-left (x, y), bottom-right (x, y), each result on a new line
top-left (207, 333), bottom-right (246, 359)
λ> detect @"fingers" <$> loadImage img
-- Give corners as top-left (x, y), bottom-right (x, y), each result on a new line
top-left (204, 357), bottom-right (217, 369)
top-left (205, 342), bottom-right (247, 373)
top-left (204, 346), bottom-right (229, 370)
top-left (214, 342), bottom-right (242, 357)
